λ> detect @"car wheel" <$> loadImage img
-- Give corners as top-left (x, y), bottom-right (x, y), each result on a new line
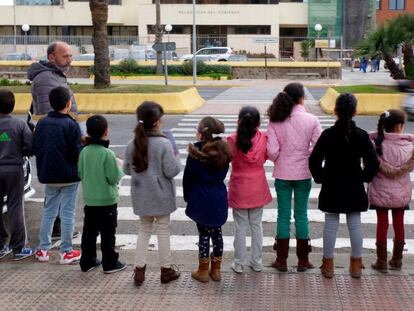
top-left (218, 59), bottom-right (227, 62)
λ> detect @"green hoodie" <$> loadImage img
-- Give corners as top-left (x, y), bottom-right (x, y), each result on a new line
top-left (78, 142), bottom-right (123, 206)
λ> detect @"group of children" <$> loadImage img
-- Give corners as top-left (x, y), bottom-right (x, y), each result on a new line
top-left (0, 82), bottom-right (412, 286)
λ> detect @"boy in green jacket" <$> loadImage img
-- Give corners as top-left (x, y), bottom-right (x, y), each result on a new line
top-left (78, 115), bottom-right (126, 273)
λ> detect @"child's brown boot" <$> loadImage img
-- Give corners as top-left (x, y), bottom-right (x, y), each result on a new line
top-left (191, 258), bottom-right (210, 283)
top-left (349, 257), bottom-right (364, 278)
top-left (320, 257), bottom-right (334, 278)
top-left (389, 240), bottom-right (405, 271)
top-left (371, 242), bottom-right (388, 273)
top-left (209, 256), bottom-right (222, 282)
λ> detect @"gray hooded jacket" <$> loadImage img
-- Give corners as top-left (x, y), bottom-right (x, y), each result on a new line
top-left (27, 61), bottom-right (78, 115)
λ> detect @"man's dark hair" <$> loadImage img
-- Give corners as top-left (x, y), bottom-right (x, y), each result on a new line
top-left (0, 89), bottom-right (15, 114)
top-left (47, 42), bottom-right (58, 56)
top-left (49, 87), bottom-right (70, 111)
top-left (86, 115), bottom-right (108, 139)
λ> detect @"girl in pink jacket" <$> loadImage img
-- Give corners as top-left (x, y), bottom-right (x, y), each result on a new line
top-left (228, 106), bottom-right (272, 273)
top-left (267, 83), bottom-right (322, 272)
top-left (368, 109), bottom-right (414, 272)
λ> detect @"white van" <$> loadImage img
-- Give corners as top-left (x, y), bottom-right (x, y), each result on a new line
top-left (180, 47), bottom-right (233, 62)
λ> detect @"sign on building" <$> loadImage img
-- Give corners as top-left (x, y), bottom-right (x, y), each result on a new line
top-left (252, 37), bottom-right (279, 44)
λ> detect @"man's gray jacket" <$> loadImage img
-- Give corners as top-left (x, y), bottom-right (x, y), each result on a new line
top-left (27, 61), bottom-right (78, 115)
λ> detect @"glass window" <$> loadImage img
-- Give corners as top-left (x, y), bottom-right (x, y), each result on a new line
top-left (376, 0), bottom-right (380, 9)
top-left (389, 0), bottom-right (405, 10)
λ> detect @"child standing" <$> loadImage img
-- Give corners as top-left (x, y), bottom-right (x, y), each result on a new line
top-left (368, 110), bottom-right (414, 272)
top-left (184, 116), bottom-right (232, 283)
top-left (78, 115), bottom-right (126, 273)
top-left (309, 93), bottom-right (379, 278)
top-left (123, 101), bottom-right (181, 286)
top-left (0, 90), bottom-right (34, 260)
top-left (227, 106), bottom-right (271, 273)
top-left (33, 86), bottom-right (82, 264)
top-left (267, 83), bottom-right (322, 272)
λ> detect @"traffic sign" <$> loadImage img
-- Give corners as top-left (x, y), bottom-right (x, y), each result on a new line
top-left (152, 42), bottom-right (176, 52)
top-left (252, 37), bottom-right (278, 44)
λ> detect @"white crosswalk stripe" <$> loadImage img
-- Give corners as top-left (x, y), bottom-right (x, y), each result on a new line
top-left (66, 114), bottom-right (414, 254)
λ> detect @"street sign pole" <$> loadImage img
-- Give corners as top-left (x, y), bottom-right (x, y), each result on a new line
top-left (264, 44), bottom-right (268, 80)
top-left (164, 44), bottom-right (168, 86)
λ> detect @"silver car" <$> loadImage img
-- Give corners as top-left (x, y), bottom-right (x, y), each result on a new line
top-left (180, 47), bottom-right (233, 62)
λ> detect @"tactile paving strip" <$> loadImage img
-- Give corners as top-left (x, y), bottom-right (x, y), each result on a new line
top-left (1, 269), bottom-right (414, 311)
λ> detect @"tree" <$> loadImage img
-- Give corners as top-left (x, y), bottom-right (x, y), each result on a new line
top-left (391, 14), bottom-right (414, 79)
top-left (154, 0), bottom-right (163, 74)
top-left (90, 0), bottom-right (110, 88)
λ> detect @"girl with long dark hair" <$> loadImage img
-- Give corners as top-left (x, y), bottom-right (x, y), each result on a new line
top-left (267, 83), bottom-right (322, 272)
top-left (123, 101), bottom-right (181, 286)
top-left (227, 106), bottom-right (271, 273)
top-left (309, 93), bottom-right (379, 279)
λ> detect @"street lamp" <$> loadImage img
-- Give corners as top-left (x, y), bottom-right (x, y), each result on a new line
top-left (22, 24), bottom-right (30, 56)
top-left (164, 24), bottom-right (172, 43)
top-left (192, 0), bottom-right (197, 84)
top-left (314, 24), bottom-right (322, 61)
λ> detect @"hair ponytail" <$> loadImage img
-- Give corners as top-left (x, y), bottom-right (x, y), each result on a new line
top-left (375, 109), bottom-right (406, 156)
top-left (132, 101), bottom-right (164, 173)
top-left (375, 113), bottom-right (386, 156)
top-left (335, 93), bottom-right (357, 142)
top-left (236, 106), bottom-right (260, 153)
top-left (267, 83), bottom-right (304, 122)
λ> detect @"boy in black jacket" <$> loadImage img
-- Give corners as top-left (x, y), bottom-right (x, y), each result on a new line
top-left (33, 87), bottom-right (82, 264)
top-left (0, 90), bottom-right (34, 260)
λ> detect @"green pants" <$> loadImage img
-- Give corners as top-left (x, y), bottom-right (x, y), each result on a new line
top-left (274, 178), bottom-right (312, 239)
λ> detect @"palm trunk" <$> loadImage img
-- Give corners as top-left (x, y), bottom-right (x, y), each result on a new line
top-left (402, 42), bottom-right (414, 79)
top-left (155, 0), bottom-right (163, 75)
top-left (90, 0), bottom-right (110, 88)
top-left (383, 53), bottom-right (406, 80)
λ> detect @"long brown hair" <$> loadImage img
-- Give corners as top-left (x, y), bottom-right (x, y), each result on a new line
top-left (375, 109), bottom-right (406, 156)
top-left (267, 83), bottom-right (304, 122)
top-left (132, 101), bottom-right (164, 173)
top-left (189, 116), bottom-right (232, 170)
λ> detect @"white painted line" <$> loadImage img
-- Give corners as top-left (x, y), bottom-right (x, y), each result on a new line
top-left (70, 234), bottom-right (414, 254)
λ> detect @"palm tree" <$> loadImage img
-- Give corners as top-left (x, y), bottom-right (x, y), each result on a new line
top-left (90, 0), bottom-right (110, 88)
top-left (391, 14), bottom-right (414, 79)
top-left (154, 0), bottom-right (163, 74)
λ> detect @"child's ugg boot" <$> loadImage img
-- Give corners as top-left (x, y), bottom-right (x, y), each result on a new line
top-left (160, 265), bottom-right (180, 284)
top-left (371, 242), bottom-right (388, 273)
top-left (133, 265), bottom-right (146, 286)
top-left (191, 258), bottom-right (210, 283)
top-left (320, 257), bottom-right (334, 278)
top-left (349, 257), bottom-right (364, 278)
top-left (296, 239), bottom-right (315, 272)
top-left (271, 238), bottom-right (289, 272)
top-left (209, 256), bottom-right (222, 281)
top-left (389, 240), bottom-right (405, 271)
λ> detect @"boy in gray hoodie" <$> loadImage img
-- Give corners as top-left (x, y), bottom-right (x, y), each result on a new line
top-left (0, 90), bottom-right (34, 260)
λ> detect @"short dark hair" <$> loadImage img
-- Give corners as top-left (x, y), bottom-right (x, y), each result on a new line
top-left (0, 89), bottom-right (15, 114)
top-left (47, 42), bottom-right (58, 56)
top-left (86, 115), bottom-right (108, 139)
top-left (49, 87), bottom-right (70, 111)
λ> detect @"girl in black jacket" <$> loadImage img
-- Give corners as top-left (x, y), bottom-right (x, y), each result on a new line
top-left (309, 93), bottom-right (379, 279)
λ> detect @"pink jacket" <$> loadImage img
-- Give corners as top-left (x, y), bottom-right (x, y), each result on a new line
top-left (368, 132), bottom-right (414, 208)
top-left (227, 131), bottom-right (272, 209)
top-left (267, 105), bottom-right (322, 180)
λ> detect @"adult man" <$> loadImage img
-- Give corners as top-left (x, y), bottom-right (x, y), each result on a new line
top-left (28, 41), bottom-right (78, 115)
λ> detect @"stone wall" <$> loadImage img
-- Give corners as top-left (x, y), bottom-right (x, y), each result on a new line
top-left (231, 65), bottom-right (340, 79)
top-left (0, 65), bottom-right (90, 79)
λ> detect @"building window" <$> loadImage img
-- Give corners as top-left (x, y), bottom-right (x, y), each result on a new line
top-left (376, 0), bottom-right (380, 9)
top-left (388, 0), bottom-right (405, 10)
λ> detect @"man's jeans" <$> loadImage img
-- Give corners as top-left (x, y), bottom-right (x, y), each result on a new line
top-left (38, 183), bottom-right (79, 253)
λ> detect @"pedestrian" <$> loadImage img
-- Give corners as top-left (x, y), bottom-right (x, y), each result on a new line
top-left (184, 116), bottom-right (232, 282)
top-left (33, 87), bottom-right (82, 264)
top-left (124, 101), bottom-right (181, 286)
top-left (0, 90), bottom-right (34, 260)
top-left (267, 82), bottom-right (322, 272)
top-left (368, 110), bottom-right (414, 273)
top-left (28, 41), bottom-right (80, 240)
top-left (370, 56), bottom-right (377, 72)
top-left (227, 106), bottom-right (271, 273)
top-left (309, 93), bottom-right (379, 279)
top-left (78, 115), bottom-right (126, 273)
top-left (362, 57), bottom-right (368, 73)
top-left (350, 56), bottom-right (355, 72)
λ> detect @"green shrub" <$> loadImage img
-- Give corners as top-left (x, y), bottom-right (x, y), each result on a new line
top-left (0, 79), bottom-right (24, 86)
top-left (117, 58), bottom-right (139, 73)
top-left (182, 60), bottom-right (209, 75)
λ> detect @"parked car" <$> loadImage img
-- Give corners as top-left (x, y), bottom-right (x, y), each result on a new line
top-left (227, 54), bottom-right (248, 61)
top-left (0, 53), bottom-right (32, 61)
top-left (2, 157), bottom-right (35, 213)
top-left (74, 53), bottom-right (95, 61)
top-left (180, 47), bottom-right (233, 62)
top-left (146, 50), bottom-right (178, 61)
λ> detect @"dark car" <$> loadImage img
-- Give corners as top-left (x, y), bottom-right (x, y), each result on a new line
top-left (0, 53), bottom-right (32, 61)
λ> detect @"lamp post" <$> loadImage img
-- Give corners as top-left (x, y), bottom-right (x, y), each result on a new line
top-left (13, 0), bottom-right (16, 52)
top-left (163, 24), bottom-right (173, 86)
top-left (314, 24), bottom-right (322, 61)
top-left (165, 24), bottom-right (172, 43)
top-left (22, 24), bottom-right (30, 56)
top-left (192, 0), bottom-right (197, 85)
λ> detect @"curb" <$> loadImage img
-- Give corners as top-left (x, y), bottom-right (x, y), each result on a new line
top-left (13, 87), bottom-right (205, 114)
top-left (319, 87), bottom-right (405, 115)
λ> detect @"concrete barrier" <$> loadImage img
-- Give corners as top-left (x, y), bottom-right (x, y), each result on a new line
top-left (320, 87), bottom-right (405, 115)
top-left (12, 87), bottom-right (204, 114)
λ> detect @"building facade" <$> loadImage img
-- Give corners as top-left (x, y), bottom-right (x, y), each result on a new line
top-left (376, 0), bottom-right (414, 24)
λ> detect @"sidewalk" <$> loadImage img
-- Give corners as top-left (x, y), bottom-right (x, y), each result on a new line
top-left (2, 251), bottom-right (414, 310)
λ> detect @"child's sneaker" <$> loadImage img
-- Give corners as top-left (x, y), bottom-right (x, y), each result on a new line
top-left (35, 249), bottom-right (50, 262)
top-left (81, 259), bottom-right (102, 272)
top-left (103, 261), bottom-right (127, 274)
top-left (13, 247), bottom-right (35, 261)
top-left (59, 250), bottom-right (81, 265)
top-left (231, 262), bottom-right (243, 274)
top-left (0, 245), bottom-right (12, 259)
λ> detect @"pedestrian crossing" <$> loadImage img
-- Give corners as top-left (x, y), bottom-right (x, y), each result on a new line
top-left (30, 113), bottom-right (414, 254)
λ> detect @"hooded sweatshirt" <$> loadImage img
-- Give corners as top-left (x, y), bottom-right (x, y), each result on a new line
top-left (228, 131), bottom-right (272, 209)
top-left (27, 61), bottom-right (77, 115)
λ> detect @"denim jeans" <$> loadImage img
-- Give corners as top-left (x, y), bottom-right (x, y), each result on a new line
top-left (38, 183), bottom-right (79, 253)
top-left (274, 179), bottom-right (312, 239)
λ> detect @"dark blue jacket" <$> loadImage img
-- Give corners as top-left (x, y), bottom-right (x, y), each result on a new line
top-left (33, 111), bottom-right (82, 184)
top-left (183, 142), bottom-right (229, 227)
